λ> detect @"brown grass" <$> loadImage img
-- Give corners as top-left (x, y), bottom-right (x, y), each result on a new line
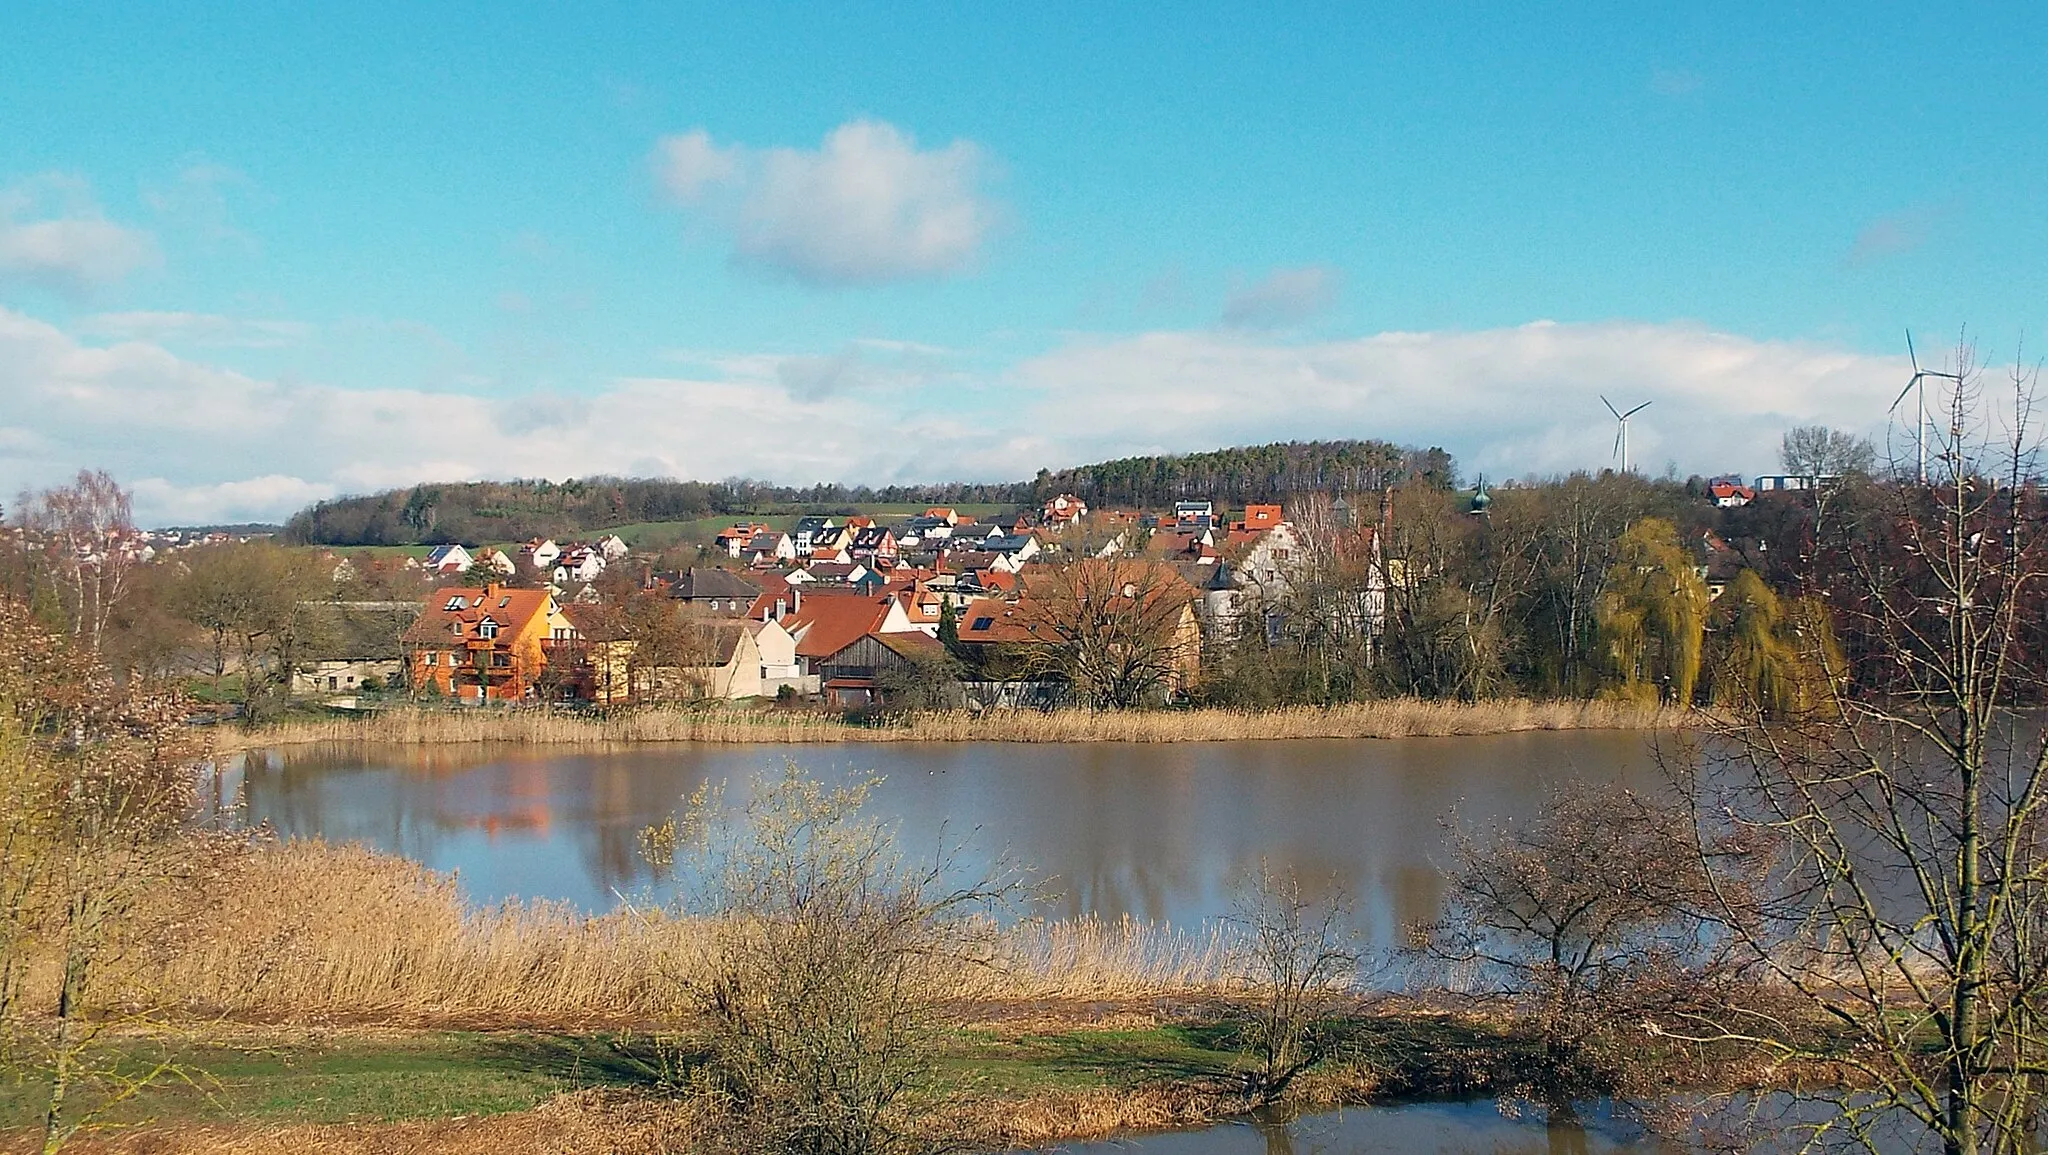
top-left (43, 1082), bottom-right (1241, 1155)
top-left (113, 841), bottom-right (1235, 1027)
top-left (40, 1090), bottom-right (698, 1155)
top-left (217, 698), bottom-right (1689, 754)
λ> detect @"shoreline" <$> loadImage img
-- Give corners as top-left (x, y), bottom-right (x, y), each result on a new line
top-left (212, 698), bottom-right (1694, 754)
top-left (15, 839), bottom-right (1773, 1153)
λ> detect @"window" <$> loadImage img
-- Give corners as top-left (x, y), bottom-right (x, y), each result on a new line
top-left (445, 596), bottom-right (465, 611)
top-left (478, 618), bottom-right (499, 639)
top-left (499, 596), bottom-right (510, 608)
top-left (971, 616), bottom-right (995, 631)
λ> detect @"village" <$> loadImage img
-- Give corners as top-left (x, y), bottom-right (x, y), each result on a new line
top-left (238, 468), bottom-right (1815, 715)
top-left (384, 494), bottom-right (1309, 711)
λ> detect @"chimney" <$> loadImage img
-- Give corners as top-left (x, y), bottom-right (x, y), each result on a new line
top-left (773, 597), bottom-right (787, 621)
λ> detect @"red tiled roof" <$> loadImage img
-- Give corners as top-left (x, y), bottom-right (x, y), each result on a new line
top-left (954, 597), bottom-right (1039, 644)
top-left (782, 594), bottom-right (897, 659)
top-left (404, 585), bottom-right (552, 646)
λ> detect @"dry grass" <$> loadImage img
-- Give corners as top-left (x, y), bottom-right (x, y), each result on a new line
top-left (40, 1090), bottom-right (699, 1155)
top-left (218, 698), bottom-right (1688, 754)
top-left (113, 841), bottom-right (1234, 1027)
top-left (42, 1082), bottom-right (1241, 1155)
top-left (950, 1083), bottom-right (1237, 1148)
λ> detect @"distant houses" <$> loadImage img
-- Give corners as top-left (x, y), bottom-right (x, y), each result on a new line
top-left (365, 495), bottom-right (1377, 709)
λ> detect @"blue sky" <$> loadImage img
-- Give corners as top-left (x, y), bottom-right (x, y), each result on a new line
top-left (3, 3), bottom-right (2045, 523)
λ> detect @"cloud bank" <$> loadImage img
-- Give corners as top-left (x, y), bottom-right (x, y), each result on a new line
top-left (0, 307), bottom-right (1907, 525)
top-left (653, 120), bottom-right (997, 286)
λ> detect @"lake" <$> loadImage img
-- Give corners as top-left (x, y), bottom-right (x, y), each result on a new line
top-left (214, 731), bottom-right (1671, 947)
top-left (1038, 1103), bottom-right (1678, 1154)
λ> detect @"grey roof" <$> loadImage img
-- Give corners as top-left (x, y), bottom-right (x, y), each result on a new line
top-left (671, 567), bottom-right (763, 600)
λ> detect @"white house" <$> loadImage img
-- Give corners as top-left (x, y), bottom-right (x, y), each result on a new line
top-left (748, 619), bottom-right (805, 694)
top-left (553, 547), bottom-right (607, 584)
top-left (743, 531), bottom-right (796, 564)
top-left (1229, 521), bottom-right (1306, 600)
top-left (792, 516), bottom-right (838, 555)
top-left (519, 538), bottom-right (562, 570)
top-left (1043, 494), bottom-right (1088, 525)
top-left (596, 534), bottom-right (630, 561)
top-left (425, 544), bottom-right (474, 574)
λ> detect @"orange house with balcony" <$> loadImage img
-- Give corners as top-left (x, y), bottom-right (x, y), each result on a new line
top-left (403, 584), bottom-right (572, 702)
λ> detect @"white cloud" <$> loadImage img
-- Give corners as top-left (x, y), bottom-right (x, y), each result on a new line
top-left (0, 174), bottom-right (159, 295)
top-left (1221, 265), bottom-right (1342, 329)
top-left (0, 306), bottom-right (1917, 525)
top-left (1012, 322), bottom-right (1903, 481)
top-left (651, 119), bottom-right (997, 285)
top-left (0, 307), bottom-right (1002, 525)
top-left (129, 475), bottom-right (339, 525)
top-left (77, 311), bottom-right (312, 349)
top-left (653, 129), bottom-right (739, 202)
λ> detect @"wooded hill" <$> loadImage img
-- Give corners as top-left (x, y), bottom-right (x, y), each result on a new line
top-left (280, 440), bottom-right (1457, 546)
top-left (1026, 440), bottom-right (1455, 508)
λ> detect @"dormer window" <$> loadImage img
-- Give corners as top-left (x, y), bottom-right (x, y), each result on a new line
top-left (478, 617), bottom-right (499, 639)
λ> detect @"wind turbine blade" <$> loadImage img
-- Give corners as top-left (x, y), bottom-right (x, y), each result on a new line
top-left (1891, 376), bottom-right (1920, 412)
top-left (1601, 395), bottom-right (1623, 421)
top-left (1623, 401), bottom-right (1652, 419)
top-left (1906, 328), bottom-right (1920, 372)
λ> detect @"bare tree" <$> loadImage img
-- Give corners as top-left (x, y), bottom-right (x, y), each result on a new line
top-left (1225, 862), bottom-right (1361, 1105)
top-left (1421, 782), bottom-right (1737, 1124)
top-left (169, 543), bottom-right (329, 719)
top-left (0, 594), bottom-right (203, 1152)
top-left (1780, 424), bottom-right (1878, 480)
top-left (1685, 344), bottom-right (2048, 1155)
top-left (1015, 558), bottom-right (1200, 709)
top-left (13, 471), bottom-right (137, 657)
top-left (643, 762), bottom-right (1018, 1155)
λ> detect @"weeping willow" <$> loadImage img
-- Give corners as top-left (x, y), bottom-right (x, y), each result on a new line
top-left (1596, 519), bottom-right (1708, 705)
top-left (1709, 570), bottom-right (1800, 716)
top-left (1703, 571), bottom-right (1847, 719)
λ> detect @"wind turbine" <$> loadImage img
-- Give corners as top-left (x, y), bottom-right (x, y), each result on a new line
top-left (1602, 396), bottom-right (1652, 474)
top-left (1893, 330), bottom-right (1964, 485)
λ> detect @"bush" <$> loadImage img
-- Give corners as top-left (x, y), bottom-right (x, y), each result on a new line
top-left (643, 763), bottom-right (1019, 1154)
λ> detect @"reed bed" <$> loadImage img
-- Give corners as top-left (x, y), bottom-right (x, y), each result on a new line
top-left (218, 698), bottom-right (1687, 754)
top-left (122, 841), bottom-right (1235, 1027)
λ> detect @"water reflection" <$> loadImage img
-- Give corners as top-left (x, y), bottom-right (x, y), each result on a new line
top-left (1031, 1096), bottom-right (1941, 1154)
top-left (220, 732), bottom-right (1668, 944)
top-left (1035, 1102), bottom-right (1682, 1154)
